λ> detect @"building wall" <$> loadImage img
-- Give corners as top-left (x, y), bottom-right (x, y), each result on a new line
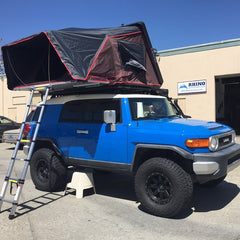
top-left (157, 43), bottom-right (240, 121)
top-left (0, 77), bottom-right (30, 122)
top-left (0, 77), bottom-right (41, 122)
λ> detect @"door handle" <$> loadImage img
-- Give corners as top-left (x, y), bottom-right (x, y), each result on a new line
top-left (76, 130), bottom-right (89, 134)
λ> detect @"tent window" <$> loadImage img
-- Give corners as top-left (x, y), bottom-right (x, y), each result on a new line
top-left (118, 40), bottom-right (146, 72)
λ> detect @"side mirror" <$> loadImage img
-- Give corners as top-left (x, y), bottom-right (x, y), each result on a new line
top-left (104, 110), bottom-right (116, 131)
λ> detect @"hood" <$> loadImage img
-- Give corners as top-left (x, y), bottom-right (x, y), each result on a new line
top-left (137, 117), bottom-right (232, 138)
top-left (129, 117), bottom-right (233, 153)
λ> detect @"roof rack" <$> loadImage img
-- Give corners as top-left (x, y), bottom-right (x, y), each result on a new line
top-left (14, 80), bottom-right (169, 98)
top-left (48, 83), bottom-right (168, 97)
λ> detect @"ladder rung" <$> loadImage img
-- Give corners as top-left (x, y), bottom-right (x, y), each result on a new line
top-left (13, 157), bottom-right (28, 162)
top-left (35, 87), bottom-right (46, 90)
top-left (27, 104), bottom-right (38, 108)
top-left (1, 198), bottom-right (16, 204)
top-left (27, 102), bottom-right (45, 107)
top-left (20, 139), bottom-right (30, 143)
top-left (24, 121), bottom-right (37, 125)
top-left (7, 177), bottom-right (25, 185)
top-left (8, 178), bottom-right (18, 184)
top-left (27, 103), bottom-right (45, 108)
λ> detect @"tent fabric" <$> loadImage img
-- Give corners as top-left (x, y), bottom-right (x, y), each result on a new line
top-left (2, 22), bottom-right (163, 90)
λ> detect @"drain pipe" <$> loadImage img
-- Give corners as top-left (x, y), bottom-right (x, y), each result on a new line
top-left (0, 38), bottom-right (5, 116)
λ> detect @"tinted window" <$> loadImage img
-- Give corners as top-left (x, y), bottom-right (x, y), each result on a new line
top-left (32, 107), bottom-right (41, 121)
top-left (0, 117), bottom-right (13, 124)
top-left (59, 99), bottom-right (121, 123)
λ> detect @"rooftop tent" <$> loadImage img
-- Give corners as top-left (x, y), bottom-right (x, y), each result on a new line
top-left (2, 22), bottom-right (163, 91)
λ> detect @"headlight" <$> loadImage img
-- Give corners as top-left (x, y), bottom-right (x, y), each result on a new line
top-left (185, 137), bottom-right (218, 151)
top-left (209, 136), bottom-right (219, 151)
top-left (186, 132), bottom-right (234, 151)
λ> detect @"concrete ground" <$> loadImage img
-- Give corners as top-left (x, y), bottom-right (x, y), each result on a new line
top-left (0, 142), bottom-right (240, 240)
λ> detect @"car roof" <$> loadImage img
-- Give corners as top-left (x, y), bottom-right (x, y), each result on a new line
top-left (46, 94), bottom-right (166, 105)
top-left (0, 115), bottom-right (15, 122)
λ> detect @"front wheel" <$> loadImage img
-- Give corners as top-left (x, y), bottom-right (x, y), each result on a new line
top-left (135, 157), bottom-right (193, 218)
top-left (30, 148), bottom-right (67, 191)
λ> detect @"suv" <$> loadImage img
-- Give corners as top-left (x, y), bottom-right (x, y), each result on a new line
top-left (26, 92), bottom-right (240, 217)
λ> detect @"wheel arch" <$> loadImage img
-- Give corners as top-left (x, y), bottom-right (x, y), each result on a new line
top-left (33, 137), bottom-right (66, 163)
top-left (131, 144), bottom-right (194, 175)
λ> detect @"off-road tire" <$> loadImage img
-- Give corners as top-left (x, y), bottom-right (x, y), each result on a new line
top-left (135, 157), bottom-right (193, 218)
top-left (30, 148), bottom-right (67, 191)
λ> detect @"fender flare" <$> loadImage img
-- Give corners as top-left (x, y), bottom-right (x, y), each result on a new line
top-left (131, 144), bottom-right (194, 172)
top-left (34, 137), bottom-right (64, 159)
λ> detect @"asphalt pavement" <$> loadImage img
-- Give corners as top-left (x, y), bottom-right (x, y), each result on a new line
top-left (0, 142), bottom-right (240, 240)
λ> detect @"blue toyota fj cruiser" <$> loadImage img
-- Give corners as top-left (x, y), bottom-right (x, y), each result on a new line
top-left (27, 91), bottom-right (240, 218)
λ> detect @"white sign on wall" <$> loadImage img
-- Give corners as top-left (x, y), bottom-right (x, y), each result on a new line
top-left (177, 80), bottom-right (207, 94)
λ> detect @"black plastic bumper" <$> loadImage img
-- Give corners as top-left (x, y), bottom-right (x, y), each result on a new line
top-left (193, 143), bottom-right (240, 184)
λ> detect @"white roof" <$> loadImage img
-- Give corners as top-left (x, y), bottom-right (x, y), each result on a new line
top-left (46, 94), bottom-right (166, 105)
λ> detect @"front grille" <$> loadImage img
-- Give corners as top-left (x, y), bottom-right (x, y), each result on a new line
top-left (217, 131), bottom-right (235, 151)
top-left (219, 134), bottom-right (232, 148)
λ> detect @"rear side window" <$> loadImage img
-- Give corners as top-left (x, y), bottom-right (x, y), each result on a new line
top-left (59, 99), bottom-right (121, 123)
top-left (31, 107), bottom-right (41, 121)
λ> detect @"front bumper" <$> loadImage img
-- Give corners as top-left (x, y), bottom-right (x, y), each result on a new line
top-left (192, 143), bottom-right (240, 183)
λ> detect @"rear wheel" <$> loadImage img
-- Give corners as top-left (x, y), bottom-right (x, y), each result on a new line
top-left (30, 148), bottom-right (67, 191)
top-left (135, 157), bottom-right (193, 218)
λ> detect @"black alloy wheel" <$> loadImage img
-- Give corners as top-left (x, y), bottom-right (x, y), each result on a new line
top-left (37, 159), bottom-right (50, 183)
top-left (146, 172), bottom-right (173, 205)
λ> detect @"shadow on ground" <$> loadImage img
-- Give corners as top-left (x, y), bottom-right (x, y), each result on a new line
top-left (168, 180), bottom-right (239, 219)
top-left (1, 192), bottom-right (65, 220)
top-left (93, 172), bottom-right (240, 219)
top-left (93, 171), bottom-right (136, 201)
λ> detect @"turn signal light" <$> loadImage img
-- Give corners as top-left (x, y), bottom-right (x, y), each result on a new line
top-left (185, 139), bottom-right (209, 148)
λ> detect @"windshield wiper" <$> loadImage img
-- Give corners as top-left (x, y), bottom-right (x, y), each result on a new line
top-left (167, 114), bottom-right (179, 118)
top-left (135, 116), bottom-right (159, 120)
top-left (136, 115), bottom-right (167, 120)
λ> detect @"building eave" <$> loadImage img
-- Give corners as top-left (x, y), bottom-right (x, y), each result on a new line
top-left (157, 38), bottom-right (240, 57)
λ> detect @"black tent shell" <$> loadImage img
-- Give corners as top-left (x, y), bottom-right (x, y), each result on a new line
top-left (2, 22), bottom-right (163, 91)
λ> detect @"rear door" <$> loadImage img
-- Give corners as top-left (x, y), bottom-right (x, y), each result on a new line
top-left (57, 98), bottom-right (128, 163)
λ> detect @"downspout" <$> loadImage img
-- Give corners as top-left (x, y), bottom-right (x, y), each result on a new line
top-left (1, 77), bottom-right (4, 116)
top-left (0, 38), bottom-right (4, 116)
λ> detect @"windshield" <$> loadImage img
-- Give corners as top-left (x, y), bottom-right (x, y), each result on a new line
top-left (129, 97), bottom-right (178, 120)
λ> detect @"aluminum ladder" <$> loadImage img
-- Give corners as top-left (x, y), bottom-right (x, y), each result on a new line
top-left (0, 86), bottom-right (50, 219)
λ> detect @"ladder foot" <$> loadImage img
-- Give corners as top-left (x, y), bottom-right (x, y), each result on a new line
top-left (8, 214), bottom-right (15, 220)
